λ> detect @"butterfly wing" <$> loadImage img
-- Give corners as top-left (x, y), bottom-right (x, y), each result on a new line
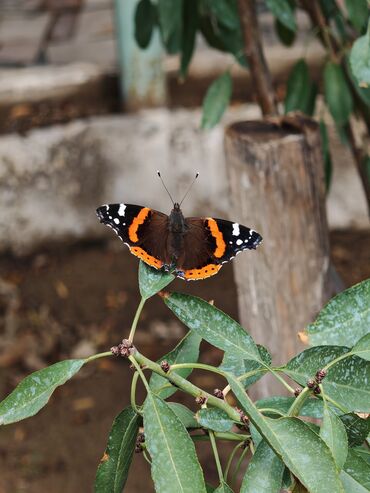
top-left (96, 203), bottom-right (170, 269)
top-left (177, 217), bottom-right (262, 281)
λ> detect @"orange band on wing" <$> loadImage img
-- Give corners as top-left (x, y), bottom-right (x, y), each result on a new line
top-left (128, 207), bottom-right (150, 243)
top-left (183, 263), bottom-right (221, 280)
top-left (207, 218), bottom-right (226, 258)
top-left (130, 246), bottom-right (163, 269)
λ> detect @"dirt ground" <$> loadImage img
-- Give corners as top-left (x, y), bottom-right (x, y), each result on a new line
top-left (0, 229), bottom-right (369, 493)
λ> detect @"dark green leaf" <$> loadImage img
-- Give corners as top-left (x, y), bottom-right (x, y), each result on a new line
top-left (214, 482), bottom-right (234, 493)
top-left (197, 407), bottom-right (234, 432)
top-left (305, 279), bottom-right (370, 347)
top-left (158, 0), bottom-right (183, 54)
top-left (340, 414), bottom-right (370, 447)
top-left (201, 72), bottom-right (232, 129)
top-left (144, 392), bottom-right (206, 493)
top-left (0, 359), bottom-right (85, 425)
top-left (241, 440), bottom-right (284, 493)
top-left (352, 333), bottom-right (370, 361)
top-left (350, 22), bottom-right (370, 87)
top-left (180, 0), bottom-right (198, 78)
top-left (345, 0), bottom-right (368, 33)
top-left (320, 402), bottom-right (348, 470)
top-left (346, 55), bottom-right (370, 108)
top-left (228, 375), bottom-right (343, 492)
top-left (266, 0), bottom-right (296, 31)
top-left (256, 396), bottom-right (324, 418)
top-left (206, 484), bottom-right (216, 493)
top-left (284, 59), bottom-right (317, 115)
top-left (94, 407), bottom-right (140, 493)
top-left (205, 0), bottom-right (239, 30)
top-left (135, 0), bottom-right (156, 49)
top-left (341, 448), bottom-right (370, 491)
top-left (352, 447), bottom-right (370, 465)
top-left (275, 18), bottom-right (296, 46)
top-left (163, 292), bottom-right (261, 362)
top-left (149, 331), bottom-right (202, 399)
top-left (324, 61), bottom-right (353, 125)
top-left (220, 345), bottom-right (270, 389)
top-left (320, 120), bottom-right (332, 191)
top-left (168, 402), bottom-right (199, 429)
top-left (284, 346), bottom-right (370, 412)
top-left (139, 260), bottom-right (174, 300)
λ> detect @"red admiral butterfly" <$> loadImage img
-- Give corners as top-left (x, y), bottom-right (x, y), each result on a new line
top-left (96, 173), bottom-right (262, 281)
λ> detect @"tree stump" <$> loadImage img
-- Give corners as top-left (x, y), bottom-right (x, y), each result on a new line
top-left (225, 116), bottom-right (330, 398)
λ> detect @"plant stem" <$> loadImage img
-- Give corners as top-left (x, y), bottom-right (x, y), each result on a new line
top-left (231, 441), bottom-right (250, 487)
top-left (130, 370), bottom-right (141, 414)
top-left (128, 297), bottom-right (146, 342)
top-left (191, 432), bottom-right (249, 442)
top-left (85, 351), bottom-right (112, 363)
top-left (209, 430), bottom-right (224, 484)
top-left (170, 362), bottom-right (227, 378)
top-left (224, 441), bottom-right (245, 482)
top-left (288, 387), bottom-right (311, 417)
top-left (268, 368), bottom-right (295, 394)
top-left (322, 350), bottom-right (354, 372)
top-left (129, 355), bottom-right (150, 392)
top-left (319, 391), bottom-right (348, 413)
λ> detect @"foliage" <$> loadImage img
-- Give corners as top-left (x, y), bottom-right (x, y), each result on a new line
top-left (1, 261), bottom-right (369, 492)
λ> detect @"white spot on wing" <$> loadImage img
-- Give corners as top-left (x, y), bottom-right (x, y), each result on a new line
top-left (236, 239), bottom-right (243, 246)
top-left (232, 223), bottom-right (240, 236)
top-left (118, 203), bottom-right (126, 216)
top-left (114, 218), bottom-right (120, 225)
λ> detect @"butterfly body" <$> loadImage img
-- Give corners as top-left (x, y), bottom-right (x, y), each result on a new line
top-left (96, 202), bottom-right (262, 281)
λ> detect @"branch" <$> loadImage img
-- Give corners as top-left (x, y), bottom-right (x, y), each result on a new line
top-left (237, 0), bottom-right (278, 116)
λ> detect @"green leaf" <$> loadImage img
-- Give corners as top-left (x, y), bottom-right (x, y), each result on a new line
top-left (163, 292), bottom-right (261, 362)
top-left (305, 279), bottom-right (370, 347)
top-left (341, 448), bottom-right (370, 491)
top-left (135, 0), bottom-right (156, 49)
top-left (149, 330), bottom-right (202, 399)
top-left (256, 396), bottom-right (324, 418)
top-left (201, 72), bottom-right (232, 129)
top-left (139, 260), bottom-right (174, 300)
top-left (158, 0), bottom-right (183, 54)
top-left (143, 392), bottom-right (206, 493)
top-left (320, 120), bottom-right (332, 191)
top-left (240, 440), bottom-right (284, 493)
top-left (204, 0), bottom-right (240, 30)
top-left (340, 414), bottom-right (370, 447)
top-left (324, 61), bottom-right (353, 125)
top-left (180, 0), bottom-right (198, 78)
top-left (350, 22), bottom-right (370, 88)
top-left (220, 345), bottom-right (270, 389)
top-left (228, 374), bottom-right (343, 493)
top-left (284, 346), bottom-right (370, 412)
top-left (168, 402), bottom-right (199, 429)
top-left (275, 18), bottom-right (296, 46)
top-left (94, 406), bottom-right (140, 493)
top-left (345, 0), bottom-right (368, 33)
top-left (284, 59), bottom-right (317, 115)
top-left (214, 482), bottom-right (234, 493)
top-left (206, 484), bottom-right (216, 493)
top-left (346, 55), bottom-right (370, 108)
top-left (0, 359), bottom-right (85, 425)
top-left (265, 0), bottom-right (296, 31)
top-left (197, 407), bottom-right (234, 432)
top-left (352, 333), bottom-right (370, 361)
top-left (320, 402), bottom-right (348, 470)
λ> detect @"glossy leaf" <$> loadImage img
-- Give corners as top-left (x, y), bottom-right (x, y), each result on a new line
top-left (345, 0), bottom-right (368, 33)
top-left (275, 18), bottom-right (296, 46)
top-left (240, 440), bottom-right (284, 493)
top-left (256, 396), bottom-right (324, 418)
top-left (320, 402), bottom-right (348, 470)
top-left (149, 330), bottom-right (202, 399)
top-left (341, 448), bottom-right (370, 491)
top-left (94, 407), bottom-right (140, 493)
top-left (350, 22), bottom-right (370, 88)
top-left (197, 407), bottom-right (234, 432)
top-left (266, 0), bottom-right (296, 31)
top-left (220, 344), bottom-right (270, 389)
top-left (139, 260), bottom-right (174, 300)
top-left (285, 59), bottom-right (317, 116)
top-left (201, 71), bottom-right (232, 129)
top-left (324, 61), bottom-right (353, 125)
top-left (305, 279), bottom-right (370, 347)
top-left (135, 0), bottom-right (156, 49)
top-left (340, 413), bottom-right (370, 447)
top-left (320, 120), bottom-right (332, 191)
top-left (205, 0), bottom-right (239, 30)
top-left (228, 374), bottom-right (343, 493)
top-left (168, 403), bottom-right (199, 429)
top-left (143, 391), bottom-right (206, 493)
top-left (284, 346), bottom-right (370, 412)
top-left (180, 0), bottom-right (198, 78)
top-left (0, 359), bottom-right (85, 425)
top-left (214, 482), bottom-right (234, 493)
top-left (352, 333), bottom-right (370, 361)
top-left (163, 292), bottom-right (261, 362)
top-left (158, 0), bottom-right (183, 54)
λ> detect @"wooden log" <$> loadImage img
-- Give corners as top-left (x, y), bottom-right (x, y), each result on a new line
top-left (225, 116), bottom-right (330, 398)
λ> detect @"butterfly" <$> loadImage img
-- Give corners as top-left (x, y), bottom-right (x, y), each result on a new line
top-left (96, 173), bottom-right (262, 281)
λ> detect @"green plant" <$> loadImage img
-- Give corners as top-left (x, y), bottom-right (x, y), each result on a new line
top-left (134, 0), bottom-right (370, 212)
top-left (1, 262), bottom-right (369, 492)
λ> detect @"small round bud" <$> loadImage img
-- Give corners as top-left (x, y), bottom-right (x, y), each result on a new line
top-left (137, 432), bottom-right (145, 443)
top-left (213, 389), bottom-right (224, 400)
top-left (160, 360), bottom-right (170, 373)
top-left (313, 385), bottom-right (321, 395)
top-left (307, 379), bottom-right (316, 389)
top-left (315, 369), bottom-right (327, 383)
top-left (195, 396), bottom-right (207, 406)
top-left (135, 443), bottom-right (143, 453)
top-left (110, 345), bottom-right (120, 356)
top-left (294, 387), bottom-right (302, 397)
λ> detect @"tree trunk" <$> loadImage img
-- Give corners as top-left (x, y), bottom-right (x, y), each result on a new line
top-left (225, 115), bottom-right (331, 398)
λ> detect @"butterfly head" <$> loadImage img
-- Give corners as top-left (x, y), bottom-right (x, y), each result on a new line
top-left (169, 202), bottom-right (186, 233)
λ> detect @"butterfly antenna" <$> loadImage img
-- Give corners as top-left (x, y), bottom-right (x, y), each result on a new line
top-left (157, 171), bottom-right (175, 205)
top-left (179, 172), bottom-right (199, 206)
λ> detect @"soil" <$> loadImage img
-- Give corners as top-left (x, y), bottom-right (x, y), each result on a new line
top-left (0, 229), bottom-right (369, 493)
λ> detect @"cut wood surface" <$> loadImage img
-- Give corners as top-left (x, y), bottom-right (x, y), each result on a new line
top-left (225, 116), bottom-right (330, 397)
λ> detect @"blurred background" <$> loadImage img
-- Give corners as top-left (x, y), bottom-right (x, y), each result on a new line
top-left (0, 0), bottom-right (369, 492)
